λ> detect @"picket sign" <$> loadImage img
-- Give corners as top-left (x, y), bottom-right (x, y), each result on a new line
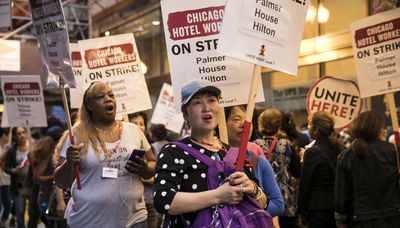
top-left (218, 108), bottom-right (229, 144)
top-left (237, 65), bottom-right (262, 168)
top-left (123, 115), bottom-right (129, 122)
top-left (61, 88), bottom-right (81, 190)
top-left (385, 93), bottom-right (400, 174)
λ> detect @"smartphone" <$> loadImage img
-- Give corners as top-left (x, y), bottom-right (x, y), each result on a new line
top-left (128, 149), bottom-right (146, 161)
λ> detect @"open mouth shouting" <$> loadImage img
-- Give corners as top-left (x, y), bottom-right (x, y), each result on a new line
top-left (105, 103), bottom-right (115, 114)
top-left (202, 114), bottom-right (213, 123)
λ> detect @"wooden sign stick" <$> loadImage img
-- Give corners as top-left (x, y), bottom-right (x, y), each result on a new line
top-left (218, 107), bottom-right (229, 144)
top-left (385, 93), bottom-right (400, 175)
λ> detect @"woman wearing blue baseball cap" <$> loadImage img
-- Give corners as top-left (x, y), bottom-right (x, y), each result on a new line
top-left (153, 79), bottom-right (267, 227)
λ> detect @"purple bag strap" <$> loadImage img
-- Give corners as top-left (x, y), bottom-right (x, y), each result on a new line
top-left (173, 142), bottom-right (240, 165)
top-left (172, 142), bottom-right (215, 166)
top-left (224, 147), bottom-right (239, 164)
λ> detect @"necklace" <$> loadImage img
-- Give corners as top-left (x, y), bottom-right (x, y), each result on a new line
top-left (103, 123), bottom-right (123, 166)
top-left (190, 137), bottom-right (226, 152)
top-left (95, 121), bottom-right (120, 135)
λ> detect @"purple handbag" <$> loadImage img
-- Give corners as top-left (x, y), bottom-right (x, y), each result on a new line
top-left (163, 142), bottom-right (273, 228)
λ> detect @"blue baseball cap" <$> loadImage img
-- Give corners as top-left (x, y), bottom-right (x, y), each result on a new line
top-left (181, 79), bottom-right (221, 111)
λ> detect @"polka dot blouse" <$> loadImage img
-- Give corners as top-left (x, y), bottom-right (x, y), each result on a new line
top-left (153, 137), bottom-right (256, 227)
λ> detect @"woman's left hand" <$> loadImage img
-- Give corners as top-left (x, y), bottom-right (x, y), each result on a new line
top-left (227, 171), bottom-right (254, 194)
top-left (125, 157), bottom-right (149, 177)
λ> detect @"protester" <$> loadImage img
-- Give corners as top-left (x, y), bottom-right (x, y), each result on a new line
top-left (0, 128), bottom-right (11, 228)
top-left (154, 79), bottom-right (267, 227)
top-left (31, 126), bottom-right (66, 228)
top-left (335, 111), bottom-right (400, 227)
top-left (148, 123), bottom-right (170, 228)
top-left (130, 114), bottom-right (161, 228)
top-left (149, 124), bottom-right (169, 156)
top-left (54, 81), bottom-right (156, 228)
top-left (4, 127), bottom-right (37, 228)
top-left (337, 122), bottom-right (354, 149)
top-left (298, 111), bottom-right (342, 228)
top-left (129, 112), bottom-right (151, 142)
top-left (225, 105), bottom-right (284, 218)
top-left (254, 109), bottom-right (301, 228)
top-left (281, 112), bottom-right (310, 150)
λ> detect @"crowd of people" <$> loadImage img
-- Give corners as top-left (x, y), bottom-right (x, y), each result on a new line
top-left (0, 80), bottom-right (399, 228)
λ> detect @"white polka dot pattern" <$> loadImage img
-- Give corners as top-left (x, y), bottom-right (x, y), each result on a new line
top-left (154, 138), bottom-right (232, 225)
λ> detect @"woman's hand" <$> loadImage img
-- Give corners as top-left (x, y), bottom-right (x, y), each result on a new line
top-left (11, 166), bottom-right (24, 174)
top-left (66, 143), bottom-right (83, 164)
top-left (226, 171), bottom-right (254, 194)
top-left (125, 157), bottom-right (149, 176)
top-left (216, 181), bottom-right (244, 205)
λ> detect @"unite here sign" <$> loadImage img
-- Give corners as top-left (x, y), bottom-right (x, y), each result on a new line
top-left (306, 76), bottom-right (362, 129)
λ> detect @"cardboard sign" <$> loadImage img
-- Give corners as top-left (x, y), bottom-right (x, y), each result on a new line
top-left (1, 108), bottom-right (9, 128)
top-left (28, 0), bottom-right (76, 88)
top-left (150, 83), bottom-right (185, 134)
top-left (0, 0), bottom-right (11, 32)
top-left (161, 0), bottom-right (265, 112)
top-left (351, 8), bottom-right (400, 98)
top-left (69, 43), bottom-right (84, 109)
top-left (218, 0), bottom-right (309, 75)
top-left (1, 75), bottom-right (47, 127)
top-left (306, 76), bottom-right (362, 129)
top-left (78, 33), bottom-right (152, 116)
top-left (0, 40), bottom-right (20, 72)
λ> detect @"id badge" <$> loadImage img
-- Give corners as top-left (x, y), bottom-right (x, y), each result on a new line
top-left (102, 167), bottom-right (118, 179)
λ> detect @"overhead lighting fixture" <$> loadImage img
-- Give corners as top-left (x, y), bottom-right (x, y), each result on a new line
top-left (152, 21), bottom-right (160, 26)
top-left (141, 61), bottom-right (148, 74)
top-left (306, 5), bottom-right (316, 22)
top-left (317, 4), bottom-right (330, 23)
top-left (136, 26), bottom-right (144, 32)
top-left (105, 31), bottom-right (110, 36)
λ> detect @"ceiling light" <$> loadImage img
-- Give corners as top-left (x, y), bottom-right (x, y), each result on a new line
top-left (306, 5), bottom-right (316, 22)
top-left (317, 4), bottom-right (330, 23)
top-left (141, 61), bottom-right (148, 74)
top-left (136, 26), bottom-right (144, 32)
top-left (152, 21), bottom-right (160, 26)
top-left (105, 31), bottom-right (110, 36)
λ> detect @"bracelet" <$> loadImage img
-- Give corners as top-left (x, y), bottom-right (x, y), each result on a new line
top-left (249, 181), bottom-right (262, 199)
top-left (255, 187), bottom-right (263, 200)
top-left (249, 180), bottom-right (258, 197)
